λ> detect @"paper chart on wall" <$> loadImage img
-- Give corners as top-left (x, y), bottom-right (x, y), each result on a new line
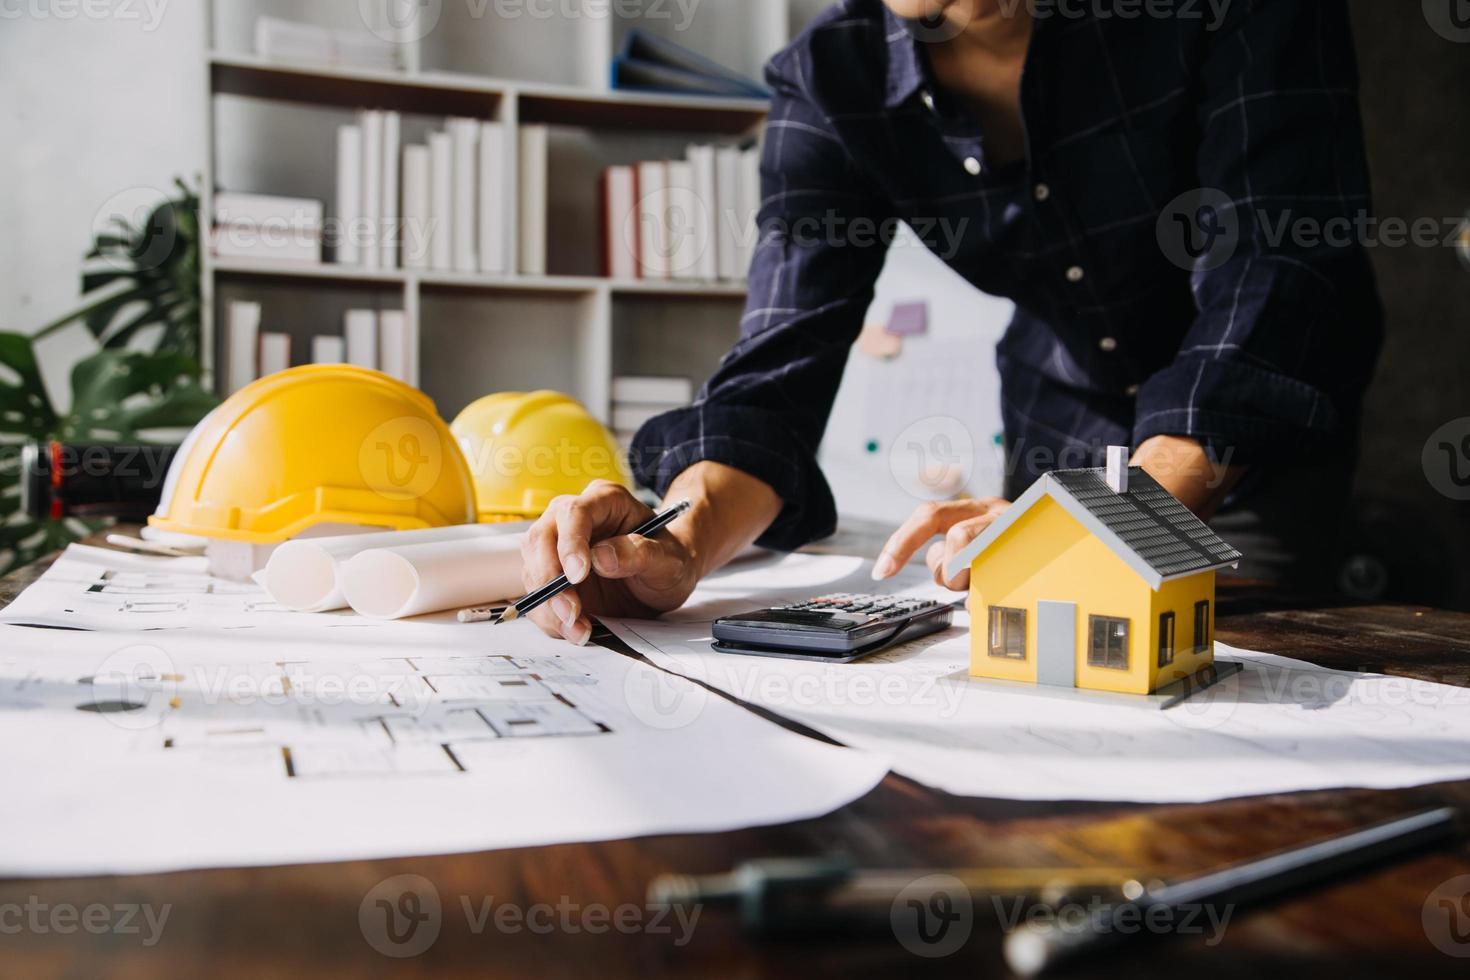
top-left (0, 547), bottom-right (889, 876)
top-left (605, 552), bottom-right (1470, 804)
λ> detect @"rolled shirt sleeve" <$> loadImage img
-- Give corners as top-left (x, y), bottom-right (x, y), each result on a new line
top-left (630, 50), bottom-right (893, 550)
top-left (1132, 0), bottom-right (1384, 463)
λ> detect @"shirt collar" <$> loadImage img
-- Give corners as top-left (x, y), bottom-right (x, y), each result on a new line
top-left (881, 6), bottom-right (1044, 110)
top-left (882, 8), bottom-right (928, 109)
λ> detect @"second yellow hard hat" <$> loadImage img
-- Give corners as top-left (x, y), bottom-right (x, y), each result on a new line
top-left (451, 391), bottom-right (633, 522)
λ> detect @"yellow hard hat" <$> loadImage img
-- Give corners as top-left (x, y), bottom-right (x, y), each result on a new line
top-left (150, 365), bottom-right (476, 544)
top-left (450, 390), bottom-right (632, 522)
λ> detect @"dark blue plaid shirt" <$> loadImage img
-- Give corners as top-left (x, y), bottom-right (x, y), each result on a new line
top-left (632, 0), bottom-right (1383, 551)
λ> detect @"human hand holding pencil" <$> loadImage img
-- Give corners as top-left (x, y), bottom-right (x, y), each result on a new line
top-left (515, 483), bottom-right (702, 645)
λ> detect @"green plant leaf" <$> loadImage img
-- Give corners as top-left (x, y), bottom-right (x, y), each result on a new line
top-left (0, 180), bottom-right (210, 574)
top-left (0, 331), bottom-right (58, 437)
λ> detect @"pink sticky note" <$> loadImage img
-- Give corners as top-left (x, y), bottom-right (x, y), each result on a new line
top-left (886, 301), bottom-right (929, 337)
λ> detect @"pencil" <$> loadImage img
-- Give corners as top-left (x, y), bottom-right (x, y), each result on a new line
top-left (494, 500), bottom-right (692, 626)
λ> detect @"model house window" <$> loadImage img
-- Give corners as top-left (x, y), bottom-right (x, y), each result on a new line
top-left (1193, 600), bottom-right (1211, 653)
top-left (1088, 616), bottom-right (1130, 669)
top-left (1157, 612), bottom-right (1176, 667)
top-left (988, 607), bottom-right (1027, 660)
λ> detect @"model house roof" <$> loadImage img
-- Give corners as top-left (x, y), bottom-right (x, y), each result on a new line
top-left (943, 465), bottom-right (1243, 590)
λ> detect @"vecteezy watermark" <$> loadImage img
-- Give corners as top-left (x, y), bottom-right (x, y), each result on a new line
top-left (621, 656), bottom-right (709, 730)
top-left (360, 416), bottom-right (445, 502)
top-left (889, 415), bottom-right (976, 502)
top-left (90, 186), bottom-right (178, 274)
top-left (360, 0), bottom-right (702, 43)
top-left (1423, 0), bottom-right (1470, 43)
top-left (1423, 874), bottom-right (1470, 957)
top-left (718, 663), bottom-right (970, 719)
top-left (890, 874), bottom-right (975, 958)
top-left (0, 0), bottom-right (170, 30)
top-left (1157, 188), bottom-right (1470, 272)
top-left (1157, 188), bottom-right (1241, 273)
top-left (359, 875), bottom-right (701, 957)
top-left (1422, 417), bottom-right (1470, 502)
top-left (82, 645), bottom-right (180, 732)
top-left (360, 875), bottom-right (443, 958)
top-left (899, 0), bottom-right (1235, 41)
top-left (995, 893), bottom-right (1233, 946)
top-left (84, 646), bottom-right (443, 733)
top-left (0, 897), bottom-right (171, 945)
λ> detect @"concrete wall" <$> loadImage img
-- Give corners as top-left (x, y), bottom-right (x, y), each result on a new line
top-left (0, 1), bottom-right (206, 410)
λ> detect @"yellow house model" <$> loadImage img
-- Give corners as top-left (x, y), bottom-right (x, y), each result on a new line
top-left (943, 447), bottom-right (1242, 696)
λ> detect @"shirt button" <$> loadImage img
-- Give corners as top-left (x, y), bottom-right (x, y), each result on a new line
top-left (1065, 265), bottom-right (1085, 283)
top-left (1099, 337), bottom-right (1119, 353)
top-left (921, 90), bottom-right (936, 111)
top-left (1034, 183), bottom-right (1051, 202)
top-left (963, 156), bottom-right (982, 176)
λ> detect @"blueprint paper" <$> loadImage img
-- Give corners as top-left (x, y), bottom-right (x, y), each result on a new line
top-left (606, 552), bottom-right (1470, 804)
top-left (0, 547), bottom-right (888, 876)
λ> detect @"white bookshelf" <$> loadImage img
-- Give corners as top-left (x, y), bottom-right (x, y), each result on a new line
top-left (202, 0), bottom-right (790, 422)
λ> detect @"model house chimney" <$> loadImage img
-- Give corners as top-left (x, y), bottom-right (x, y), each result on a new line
top-left (1105, 445), bottom-right (1130, 493)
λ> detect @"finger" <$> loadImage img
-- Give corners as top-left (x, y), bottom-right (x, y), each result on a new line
top-left (520, 514), bottom-right (581, 641)
top-left (925, 541), bottom-right (947, 586)
top-left (552, 494), bottom-right (596, 584)
top-left (873, 500), bottom-right (987, 580)
top-left (552, 483), bottom-right (647, 584)
top-left (937, 515), bottom-right (995, 591)
top-left (589, 533), bottom-right (685, 589)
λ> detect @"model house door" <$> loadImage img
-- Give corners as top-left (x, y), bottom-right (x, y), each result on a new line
top-left (1036, 601), bottom-right (1077, 688)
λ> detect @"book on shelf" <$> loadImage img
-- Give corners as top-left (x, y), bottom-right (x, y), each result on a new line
top-left (344, 309), bottom-right (379, 370)
top-left (400, 143), bottom-right (431, 271)
top-left (254, 15), bottom-right (404, 73)
top-left (606, 142), bottom-right (757, 283)
top-left (714, 146), bottom-right (743, 282)
top-left (611, 29), bottom-right (769, 99)
top-left (449, 118), bottom-right (480, 274)
top-left (311, 335), bottom-right (346, 364)
top-left (225, 301), bottom-right (261, 394)
top-left (209, 226), bottom-right (321, 264)
top-left (378, 310), bottom-right (411, 383)
top-left (335, 124), bottom-right (363, 265)
top-left (736, 144), bottom-right (761, 277)
top-left (635, 160), bottom-right (668, 280)
top-left (478, 122), bottom-right (508, 275)
top-left (611, 376), bottom-right (694, 405)
top-left (600, 166), bottom-right (639, 281)
top-left (687, 145), bottom-right (719, 281)
top-left (611, 373), bottom-right (693, 441)
top-left (428, 130), bottom-right (454, 271)
top-left (610, 403), bottom-right (673, 435)
top-left (665, 160), bottom-right (698, 281)
top-left (214, 193), bottom-right (322, 231)
top-left (519, 124), bottom-right (549, 277)
top-left (379, 110), bottom-right (401, 269)
top-left (359, 109), bottom-right (384, 269)
top-left (259, 332), bottom-right (292, 377)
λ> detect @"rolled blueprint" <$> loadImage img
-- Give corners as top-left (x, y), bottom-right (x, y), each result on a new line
top-left (340, 534), bottom-right (526, 620)
top-left (262, 524), bottom-right (519, 613)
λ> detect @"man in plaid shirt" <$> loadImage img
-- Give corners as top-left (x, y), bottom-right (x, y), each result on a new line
top-left (522, 0), bottom-right (1381, 645)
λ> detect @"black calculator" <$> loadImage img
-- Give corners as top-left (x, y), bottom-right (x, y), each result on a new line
top-left (711, 593), bottom-right (957, 663)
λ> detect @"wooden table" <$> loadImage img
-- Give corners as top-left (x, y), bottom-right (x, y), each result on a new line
top-left (3, 530), bottom-right (1469, 978)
